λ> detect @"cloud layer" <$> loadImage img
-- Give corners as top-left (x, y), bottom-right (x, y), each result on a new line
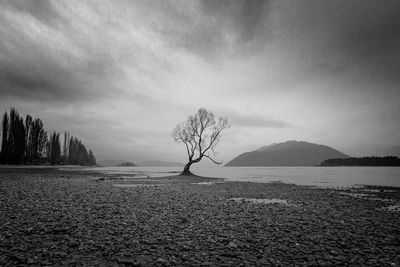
top-left (1, 0), bottom-right (399, 162)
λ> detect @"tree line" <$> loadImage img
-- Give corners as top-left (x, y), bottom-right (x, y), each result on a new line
top-left (0, 108), bottom-right (96, 166)
top-left (321, 156), bottom-right (400, 166)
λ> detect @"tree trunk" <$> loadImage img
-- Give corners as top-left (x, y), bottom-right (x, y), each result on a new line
top-left (181, 161), bottom-right (193, 175)
top-left (181, 156), bottom-right (204, 175)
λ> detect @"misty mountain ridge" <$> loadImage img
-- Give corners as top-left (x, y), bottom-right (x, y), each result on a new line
top-left (96, 159), bottom-right (184, 167)
top-left (226, 140), bottom-right (350, 166)
top-left (139, 160), bottom-right (184, 167)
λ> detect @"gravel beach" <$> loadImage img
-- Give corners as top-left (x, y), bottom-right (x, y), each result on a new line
top-left (0, 167), bottom-right (399, 266)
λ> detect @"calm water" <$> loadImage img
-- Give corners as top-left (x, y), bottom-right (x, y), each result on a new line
top-left (85, 166), bottom-right (400, 188)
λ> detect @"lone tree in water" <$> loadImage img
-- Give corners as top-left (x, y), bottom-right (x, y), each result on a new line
top-left (172, 108), bottom-right (230, 175)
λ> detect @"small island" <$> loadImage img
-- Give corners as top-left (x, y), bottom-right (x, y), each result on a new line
top-left (117, 161), bottom-right (136, 167)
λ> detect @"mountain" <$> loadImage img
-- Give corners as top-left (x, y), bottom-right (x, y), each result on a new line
top-left (226, 140), bottom-right (350, 166)
top-left (138, 160), bottom-right (184, 167)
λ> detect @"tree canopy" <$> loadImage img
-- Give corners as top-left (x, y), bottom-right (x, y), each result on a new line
top-left (172, 108), bottom-right (230, 175)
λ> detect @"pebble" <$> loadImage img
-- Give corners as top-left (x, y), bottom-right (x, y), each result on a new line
top-left (0, 168), bottom-right (399, 266)
top-left (156, 258), bottom-right (169, 265)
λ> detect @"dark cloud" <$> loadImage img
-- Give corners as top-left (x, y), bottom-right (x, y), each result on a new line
top-left (0, 37), bottom-right (119, 102)
top-left (0, 57), bottom-right (114, 102)
top-left (200, 0), bottom-right (269, 42)
top-left (0, 0), bottom-right (271, 105)
top-left (161, 0), bottom-right (270, 59)
top-left (162, 21), bottom-right (226, 60)
top-left (231, 113), bottom-right (290, 129)
top-left (341, 16), bottom-right (400, 58)
top-left (0, 66), bottom-right (72, 101)
top-left (274, 0), bottom-right (400, 92)
top-left (1, 0), bottom-right (60, 24)
top-left (0, 2), bottom-right (125, 103)
top-left (337, 3), bottom-right (400, 82)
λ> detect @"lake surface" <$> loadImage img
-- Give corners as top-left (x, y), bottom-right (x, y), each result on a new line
top-left (85, 166), bottom-right (400, 188)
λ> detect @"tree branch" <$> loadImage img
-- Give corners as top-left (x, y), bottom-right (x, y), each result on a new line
top-left (201, 128), bottom-right (222, 156)
top-left (183, 140), bottom-right (191, 158)
top-left (204, 154), bottom-right (222, 165)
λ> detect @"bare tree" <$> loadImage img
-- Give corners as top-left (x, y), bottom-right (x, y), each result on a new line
top-left (172, 108), bottom-right (230, 175)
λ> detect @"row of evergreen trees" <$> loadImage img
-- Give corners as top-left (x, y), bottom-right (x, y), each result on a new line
top-left (0, 108), bottom-right (96, 166)
top-left (321, 156), bottom-right (400, 166)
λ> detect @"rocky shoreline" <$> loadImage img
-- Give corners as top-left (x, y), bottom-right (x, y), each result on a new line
top-left (0, 167), bottom-right (399, 266)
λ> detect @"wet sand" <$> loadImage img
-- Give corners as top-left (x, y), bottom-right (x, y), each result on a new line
top-left (0, 167), bottom-right (399, 266)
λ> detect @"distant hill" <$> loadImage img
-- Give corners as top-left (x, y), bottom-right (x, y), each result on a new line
top-left (226, 140), bottom-right (350, 166)
top-left (138, 160), bottom-right (184, 167)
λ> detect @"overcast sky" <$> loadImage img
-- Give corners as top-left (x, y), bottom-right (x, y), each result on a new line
top-left (1, 0), bottom-right (400, 163)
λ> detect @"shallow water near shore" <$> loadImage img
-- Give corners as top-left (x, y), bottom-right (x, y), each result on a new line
top-left (84, 166), bottom-right (400, 188)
